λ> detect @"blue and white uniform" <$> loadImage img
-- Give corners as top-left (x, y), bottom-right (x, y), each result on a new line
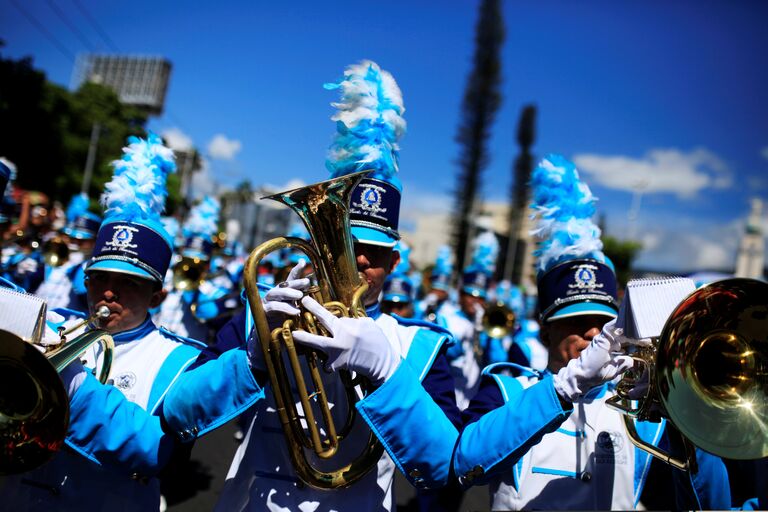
top-left (0, 316), bottom-right (203, 511)
top-left (455, 363), bottom-right (732, 510)
top-left (34, 251), bottom-right (86, 310)
top-left (162, 304), bottom-right (462, 512)
top-left (437, 302), bottom-right (481, 410)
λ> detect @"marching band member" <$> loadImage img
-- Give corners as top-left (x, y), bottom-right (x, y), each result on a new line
top-left (452, 155), bottom-right (730, 510)
top-left (381, 240), bottom-right (415, 317)
top-left (160, 60), bottom-right (462, 511)
top-left (153, 196), bottom-right (222, 342)
top-left (441, 231), bottom-right (499, 409)
top-left (0, 160), bottom-right (46, 292)
top-left (481, 280), bottom-right (547, 370)
top-left (0, 134), bottom-right (204, 510)
top-left (34, 193), bottom-right (101, 310)
top-left (416, 245), bottom-right (455, 322)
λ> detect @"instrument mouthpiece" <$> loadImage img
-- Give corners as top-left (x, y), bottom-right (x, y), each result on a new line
top-left (96, 306), bottom-right (111, 319)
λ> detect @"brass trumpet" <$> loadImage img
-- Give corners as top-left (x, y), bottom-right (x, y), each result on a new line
top-left (42, 235), bottom-right (70, 267)
top-left (243, 171), bottom-right (384, 490)
top-left (172, 256), bottom-right (207, 292)
top-left (483, 301), bottom-right (516, 340)
top-left (0, 306), bottom-right (114, 474)
top-left (607, 278), bottom-right (768, 470)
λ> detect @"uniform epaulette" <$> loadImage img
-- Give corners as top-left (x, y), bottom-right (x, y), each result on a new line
top-left (482, 361), bottom-right (542, 379)
top-left (52, 307), bottom-right (88, 320)
top-left (391, 314), bottom-right (456, 346)
top-left (159, 326), bottom-right (207, 349)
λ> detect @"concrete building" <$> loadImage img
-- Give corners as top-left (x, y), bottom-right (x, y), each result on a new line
top-left (72, 54), bottom-right (172, 115)
top-left (734, 198), bottom-right (765, 279)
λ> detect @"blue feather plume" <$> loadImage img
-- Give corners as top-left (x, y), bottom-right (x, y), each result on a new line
top-left (529, 154), bottom-right (605, 272)
top-left (433, 245), bottom-right (454, 276)
top-left (66, 193), bottom-right (90, 223)
top-left (184, 196), bottom-right (220, 238)
top-left (393, 240), bottom-right (411, 274)
top-left (102, 133), bottom-right (176, 222)
top-left (324, 60), bottom-right (405, 190)
top-left (468, 231), bottom-right (499, 275)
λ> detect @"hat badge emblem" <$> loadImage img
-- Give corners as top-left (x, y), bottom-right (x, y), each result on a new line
top-left (568, 263), bottom-right (603, 291)
top-left (106, 225), bottom-right (139, 250)
top-left (355, 184), bottom-right (387, 215)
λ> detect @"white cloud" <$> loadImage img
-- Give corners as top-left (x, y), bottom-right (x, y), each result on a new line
top-left (761, 147), bottom-right (768, 160)
top-left (190, 158), bottom-right (217, 199)
top-left (612, 215), bottom-right (743, 273)
top-left (207, 134), bottom-right (242, 160)
top-left (573, 148), bottom-right (733, 199)
top-left (162, 127), bottom-right (193, 152)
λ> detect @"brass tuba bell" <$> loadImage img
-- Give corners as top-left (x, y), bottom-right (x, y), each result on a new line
top-left (0, 306), bottom-right (114, 474)
top-left (607, 278), bottom-right (768, 470)
top-left (243, 170), bottom-right (384, 490)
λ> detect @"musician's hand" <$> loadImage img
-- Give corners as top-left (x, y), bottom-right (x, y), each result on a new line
top-left (35, 310), bottom-right (66, 352)
top-left (473, 303), bottom-right (485, 332)
top-left (262, 259), bottom-right (310, 318)
top-left (291, 296), bottom-right (402, 385)
top-left (604, 320), bottom-right (653, 348)
top-left (59, 360), bottom-right (87, 399)
top-left (553, 318), bottom-right (634, 402)
top-left (16, 257), bottom-right (38, 276)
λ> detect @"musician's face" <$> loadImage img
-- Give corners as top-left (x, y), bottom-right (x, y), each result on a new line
top-left (540, 314), bottom-right (611, 373)
top-left (459, 291), bottom-right (485, 318)
top-left (354, 244), bottom-right (400, 306)
top-left (85, 270), bottom-right (167, 333)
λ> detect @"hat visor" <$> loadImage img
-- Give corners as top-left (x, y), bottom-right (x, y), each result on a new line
top-left (461, 285), bottom-right (487, 299)
top-left (383, 293), bottom-right (410, 303)
top-left (63, 227), bottom-right (96, 240)
top-left (431, 282), bottom-right (451, 292)
top-left (351, 226), bottom-right (397, 248)
top-left (546, 302), bottom-right (617, 322)
top-left (86, 259), bottom-right (158, 282)
top-left (181, 249), bottom-right (210, 261)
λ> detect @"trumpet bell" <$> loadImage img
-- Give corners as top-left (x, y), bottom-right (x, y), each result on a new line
top-left (0, 330), bottom-right (69, 475)
top-left (483, 302), bottom-right (516, 339)
top-left (172, 256), bottom-right (206, 291)
top-left (657, 278), bottom-right (768, 460)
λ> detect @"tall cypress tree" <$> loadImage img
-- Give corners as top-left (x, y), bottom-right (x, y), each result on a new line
top-left (450, 0), bottom-right (505, 272)
top-left (503, 104), bottom-right (536, 282)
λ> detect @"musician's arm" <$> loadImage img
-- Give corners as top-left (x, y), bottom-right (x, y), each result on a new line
top-left (452, 373), bottom-right (572, 487)
top-left (65, 373), bottom-right (177, 477)
top-left (160, 309), bottom-right (266, 440)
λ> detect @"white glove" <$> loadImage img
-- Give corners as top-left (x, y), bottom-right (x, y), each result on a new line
top-left (291, 296), bottom-right (402, 385)
top-left (35, 311), bottom-right (66, 353)
top-left (553, 319), bottom-right (634, 402)
top-left (605, 320), bottom-right (653, 348)
top-left (59, 360), bottom-right (87, 398)
top-left (261, 259), bottom-right (310, 318)
top-left (473, 303), bottom-right (485, 332)
top-left (16, 257), bottom-right (38, 275)
top-left (423, 293), bottom-right (439, 307)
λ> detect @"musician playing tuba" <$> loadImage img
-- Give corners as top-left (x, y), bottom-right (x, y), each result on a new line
top-left (160, 61), bottom-right (463, 511)
top-left (450, 155), bottom-right (731, 510)
top-left (0, 134), bottom-right (206, 511)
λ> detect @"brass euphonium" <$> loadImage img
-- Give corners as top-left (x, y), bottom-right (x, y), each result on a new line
top-left (607, 278), bottom-right (768, 470)
top-left (243, 170), bottom-right (384, 490)
top-left (0, 306), bottom-right (114, 474)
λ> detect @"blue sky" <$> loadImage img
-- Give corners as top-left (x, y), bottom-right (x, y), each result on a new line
top-left (3, 0), bottom-right (767, 272)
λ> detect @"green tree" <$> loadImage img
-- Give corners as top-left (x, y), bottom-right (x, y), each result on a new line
top-left (450, 0), bottom-right (505, 272)
top-left (0, 47), bottom-right (148, 210)
top-left (602, 235), bottom-right (643, 288)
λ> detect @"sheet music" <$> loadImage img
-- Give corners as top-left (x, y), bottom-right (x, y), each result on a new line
top-left (617, 277), bottom-right (695, 339)
top-left (0, 286), bottom-right (47, 342)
